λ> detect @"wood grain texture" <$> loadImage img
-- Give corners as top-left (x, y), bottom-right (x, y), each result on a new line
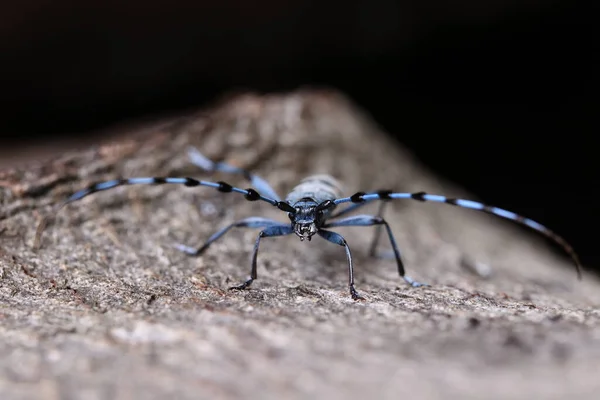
top-left (1, 89), bottom-right (599, 400)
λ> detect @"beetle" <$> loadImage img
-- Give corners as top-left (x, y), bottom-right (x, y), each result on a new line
top-left (35, 147), bottom-right (582, 300)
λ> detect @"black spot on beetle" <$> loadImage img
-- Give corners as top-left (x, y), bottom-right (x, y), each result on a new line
top-left (377, 190), bottom-right (392, 200)
top-left (245, 188), bottom-right (260, 201)
top-left (411, 192), bottom-right (427, 201)
top-left (350, 192), bottom-right (366, 203)
top-left (184, 178), bottom-right (200, 187)
top-left (217, 181), bottom-right (233, 192)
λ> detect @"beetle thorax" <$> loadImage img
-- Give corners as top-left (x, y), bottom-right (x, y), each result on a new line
top-left (285, 174), bottom-right (344, 205)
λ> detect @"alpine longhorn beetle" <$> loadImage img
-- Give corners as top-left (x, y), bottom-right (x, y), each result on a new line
top-left (35, 146), bottom-right (582, 300)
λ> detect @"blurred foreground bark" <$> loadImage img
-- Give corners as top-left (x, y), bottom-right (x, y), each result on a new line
top-left (1, 90), bottom-right (599, 400)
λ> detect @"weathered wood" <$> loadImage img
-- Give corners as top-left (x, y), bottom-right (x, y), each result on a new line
top-left (1, 89), bottom-right (599, 400)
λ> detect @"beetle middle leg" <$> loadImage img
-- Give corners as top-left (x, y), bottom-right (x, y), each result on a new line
top-left (324, 215), bottom-right (428, 288)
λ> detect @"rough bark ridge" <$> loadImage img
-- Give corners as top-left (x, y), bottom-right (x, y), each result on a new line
top-left (1, 90), bottom-right (599, 400)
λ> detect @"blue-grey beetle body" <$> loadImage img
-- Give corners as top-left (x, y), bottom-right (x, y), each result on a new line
top-left (35, 147), bottom-right (583, 300)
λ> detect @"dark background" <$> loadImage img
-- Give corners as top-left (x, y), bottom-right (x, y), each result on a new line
top-left (1, 1), bottom-right (596, 273)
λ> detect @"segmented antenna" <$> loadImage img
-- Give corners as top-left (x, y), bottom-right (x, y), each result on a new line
top-left (334, 191), bottom-right (582, 279)
top-left (34, 176), bottom-right (294, 249)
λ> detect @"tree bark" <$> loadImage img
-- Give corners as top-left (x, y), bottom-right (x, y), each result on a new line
top-left (1, 89), bottom-right (598, 400)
